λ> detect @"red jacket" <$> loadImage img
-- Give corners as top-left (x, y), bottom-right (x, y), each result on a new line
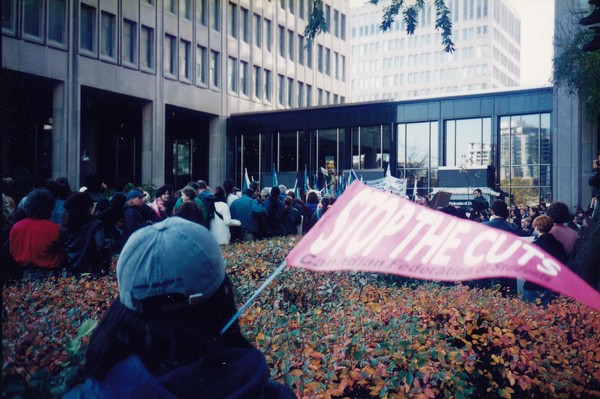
top-left (9, 218), bottom-right (63, 269)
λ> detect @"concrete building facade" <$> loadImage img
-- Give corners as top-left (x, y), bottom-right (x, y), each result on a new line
top-left (348, 0), bottom-right (521, 102)
top-left (2, 0), bottom-right (349, 194)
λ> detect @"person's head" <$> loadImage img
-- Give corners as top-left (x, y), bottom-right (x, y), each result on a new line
top-left (473, 188), bottom-right (482, 197)
top-left (155, 185), bottom-right (173, 203)
top-left (259, 187), bottom-right (271, 199)
top-left (284, 196), bottom-right (294, 208)
top-left (84, 218), bottom-right (248, 380)
top-left (63, 192), bottom-right (94, 229)
top-left (270, 186), bottom-right (280, 198)
top-left (491, 200), bottom-right (509, 219)
top-left (24, 188), bottom-right (55, 220)
top-left (174, 201), bottom-right (204, 224)
top-left (287, 190), bottom-right (296, 199)
top-left (533, 215), bottom-right (553, 235)
top-left (278, 185), bottom-right (287, 194)
top-left (214, 186), bottom-right (226, 203)
top-left (180, 187), bottom-right (196, 202)
top-left (249, 181), bottom-right (260, 193)
top-left (306, 191), bottom-right (319, 204)
top-left (126, 189), bottom-right (145, 206)
top-left (197, 180), bottom-right (209, 191)
top-left (187, 181), bottom-right (201, 192)
top-left (546, 201), bottom-right (571, 225)
top-left (222, 179), bottom-right (236, 195)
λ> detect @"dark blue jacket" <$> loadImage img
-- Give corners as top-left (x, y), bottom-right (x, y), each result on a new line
top-left (229, 193), bottom-right (267, 235)
top-left (64, 347), bottom-right (295, 399)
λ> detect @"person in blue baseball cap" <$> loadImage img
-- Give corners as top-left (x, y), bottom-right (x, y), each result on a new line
top-left (64, 217), bottom-right (295, 399)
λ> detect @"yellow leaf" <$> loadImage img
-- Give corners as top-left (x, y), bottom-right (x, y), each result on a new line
top-left (289, 369), bottom-right (303, 376)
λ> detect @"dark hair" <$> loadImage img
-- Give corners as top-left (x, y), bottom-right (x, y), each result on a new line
top-left (155, 184), bottom-right (173, 198)
top-left (222, 179), bottom-right (235, 195)
top-left (181, 187), bottom-right (197, 201)
top-left (270, 186), bottom-right (280, 198)
top-left (287, 190), bottom-right (296, 199)
top-left (174, 201), bottom-right (203, 225)
top-left (197, 180), bottom-right (208, 189)
top-left (63, 192), bottom-right (94, 230)
top-left (546, 202), bottom-right (571, 224)
top-left (24, 189), bottom-right (55, 220)
top-left (85, 276), bottom-right (251, 380)
top-left (187, 181), bottom-right (201, 191)
top-left (284, 196), bottom-right (293, 209)
top-left (306, 191), bottom-right (319, 204)
top-left (214, 186), bottom-right (226, 203)
top-left (491, 200), bottom-right (509, 219)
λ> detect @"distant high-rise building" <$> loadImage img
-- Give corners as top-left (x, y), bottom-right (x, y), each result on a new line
top-left (348, 0), bottom-right (521, 102)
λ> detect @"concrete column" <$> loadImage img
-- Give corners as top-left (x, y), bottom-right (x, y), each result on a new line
top-left (209, 116), bottom-right (228, 187)
top-left (52, 83), bottom-right (68, 179)
top-left (141, 101), bottom-right (163, 186)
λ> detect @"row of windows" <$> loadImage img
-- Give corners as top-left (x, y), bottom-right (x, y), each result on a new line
top-left (351, 0), bottom-right (491, 38)
top-left (235, 111), bottom-right (550, 205)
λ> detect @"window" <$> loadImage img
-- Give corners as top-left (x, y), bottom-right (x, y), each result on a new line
top-left (306, 43), bottom-right (313, 68)
top-left (253, 14), bottom-right (261, 47)
top-left (298, 35), bottom-right (304, 65)
top-left (24, 0), bottom-right (44, 38)
top-left (279, 131), bottom-right (298, 171)
top-left (352, 125), bottom-right (391, 170)
top-left (299, 0), bottom-right (305, 19)
top-left (180, 0), bottom-right (191, 19)
top-left (254, 65), bottom-right (261, 98)
top-left (101, 12), bottom-right (116, 58)
top-left (306, 84), bottom-right (312, 107)
top-left (164, 34), bottom-right (176, 75)
top-left (317, 129), bottom-right (344, 184)
top-left (264, 19), bottom-right (272, 51)
top-left (287, 77), bottom-right (294, 107)
top-left (278, 25), bottom-right (285, 56)
top-left (123, 19), bottom-right (137, 65)
top-left (180, 39), bottom-right (191, 80)
top-left (264, 69), bottom-right (272, 101)
top-left (229, 2), bottom-right (237, 38)
top-left (142, 26), bottom-right (154, 70)
top-left (298, 82), bottom-right (304, 107)
top-left (340, 55), bottom-right (346, 81)
top-left (210, 0), bottom-right (220, 31)
top-left (341, 14), bottom-right (346, 39)
top-left (228, 57), bottom-right (238, 92)
top-left (325, 48), bottom-right (331, 75)
top-left (278, 74), bottom-right (285, 105)
top-left (2, 0), bottom-right (16, 31)
top-left (288, 30), bottom-right (294, 60)
top-left (196, 45), bottom-right (207, 84)
top-left (333, 10), bottom-right (339, 37)
top-left (500, 113), bottom-right (552, 205)
top-left (197, 0), bottom-right (207, 25)
top-left (80, 4), bottom-right (96, 52)
top-left (240, 61), bottom-right (248, 95)
top-left (241, 8), bottom-right (249, 43)
top-left (164, 0), bottom-right (176, 14)
top-left (317, 44), bottom-right (323, 72)
top-left (317, 88), bottom-right (323, 105)
top-left (48, 0), bottom-right (67, 44)
top-left (444, 118), bottom-right (492, 167)
top-left (210, 50), bottom-right (220, 87)
top-left (397, 121), bottom-right (439, 194)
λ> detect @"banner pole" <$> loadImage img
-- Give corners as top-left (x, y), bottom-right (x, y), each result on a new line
top-left (221, 260), bottom-right (288, 335)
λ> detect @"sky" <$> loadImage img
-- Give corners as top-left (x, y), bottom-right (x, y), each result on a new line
top-left (505, 0), bottom-right (555, 87)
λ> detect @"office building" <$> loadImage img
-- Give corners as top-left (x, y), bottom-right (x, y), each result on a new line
top-left (348, 0), bottom-right (521, 102)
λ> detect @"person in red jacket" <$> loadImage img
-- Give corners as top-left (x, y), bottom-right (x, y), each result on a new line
top-left (9, 188), bottom-right (64, 279)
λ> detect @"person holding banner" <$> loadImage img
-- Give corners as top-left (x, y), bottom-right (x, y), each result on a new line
top-left (230, 182), bottom-right (267, 241)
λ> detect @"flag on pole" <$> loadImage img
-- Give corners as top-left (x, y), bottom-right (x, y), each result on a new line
top-left (272, 164), bottom-right (278, 187)
top-left (349, 169), bottom-right (358, 186)
top-left (313, 173), bottom-right (318, 190)
top-left (293, 178), bottom-right (300, 199)
top-left (385, 164), bottom-right (391, 177)
top-left (243, 168), bottom-right (250, 191)
top-left (304, 165), bottom-right (310, 194)
top-left (413, 177), bottom-right (418, 201)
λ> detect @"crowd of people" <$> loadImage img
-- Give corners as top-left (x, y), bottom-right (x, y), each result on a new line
top-left (1, 175), bottom-right (337, 282)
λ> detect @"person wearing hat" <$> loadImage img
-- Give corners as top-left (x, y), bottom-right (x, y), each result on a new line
top-left (230, 181), bottom-right (267, 241)
top-left (64, 217), bottom-right (295, 398)
top-left (121, 189), bottom-right (150, 248)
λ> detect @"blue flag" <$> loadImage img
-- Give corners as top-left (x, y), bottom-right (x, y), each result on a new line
top-left (294, 178), bottom-right (300, 199)
top-left (272, 164), bottom-right (278, 187)
top-left (242, 168), bottom-right (250, 191)
top-left (304, 165), bottom-right (310, 194)
top-left (349, 169), bottom-right (358, 186)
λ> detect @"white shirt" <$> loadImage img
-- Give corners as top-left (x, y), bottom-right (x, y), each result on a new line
top-left (209, 201), bottom-right (241, 245)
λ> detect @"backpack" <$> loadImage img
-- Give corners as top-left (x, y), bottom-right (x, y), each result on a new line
top-left (204, 197), bottom-right (217, 221)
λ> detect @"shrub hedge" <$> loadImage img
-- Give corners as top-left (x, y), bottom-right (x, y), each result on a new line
top-left (2, 237), bottom-right (599, 398)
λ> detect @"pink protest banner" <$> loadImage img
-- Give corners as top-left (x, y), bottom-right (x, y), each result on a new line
top-left (286, 181), bottom-right (600, 311)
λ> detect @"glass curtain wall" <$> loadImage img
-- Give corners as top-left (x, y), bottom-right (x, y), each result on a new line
top-left (397, 121), bottom-right (439, 196)
top-left (444, 117), bottom-right (492, 167)
top-left (499, 113), bottom-right (551, 205)
top-left (351, 125), bottom-right (391, 170)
